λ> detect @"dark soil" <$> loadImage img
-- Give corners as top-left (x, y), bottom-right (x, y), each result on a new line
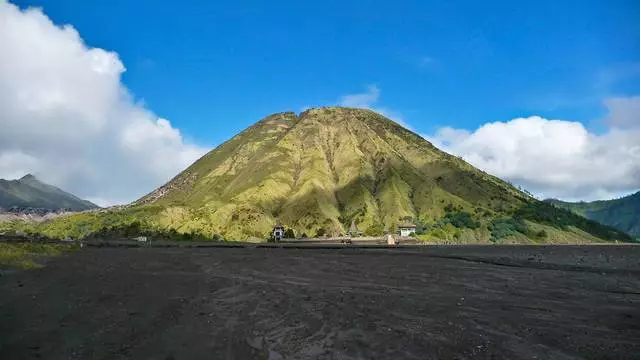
top-left (1, 245), bottom-right (639, 359)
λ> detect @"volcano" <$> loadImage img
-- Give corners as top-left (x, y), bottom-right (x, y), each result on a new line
top-left (128, 107), bottom-right (629, 243)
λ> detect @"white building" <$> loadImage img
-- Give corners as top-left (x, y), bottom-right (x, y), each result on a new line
top-left (398, 224), bottom-right (416, 237)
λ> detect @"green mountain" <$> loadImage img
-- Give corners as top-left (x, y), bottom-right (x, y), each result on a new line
top-left (546, 191), bottom-right (640, 238)
top-left (4, 108), bottom-right (632, 243)
top-left (0, 174), bottom-right (98, 211)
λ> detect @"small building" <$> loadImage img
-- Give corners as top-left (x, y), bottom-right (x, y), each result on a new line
top-left (272, 224), bottom-right (285, 242)
top-left (347, 220), bottom-right (362, 237)
top-left (398, 223), bottom-right (417, 237)
top-left (386, 234), bottom-right (397, 246)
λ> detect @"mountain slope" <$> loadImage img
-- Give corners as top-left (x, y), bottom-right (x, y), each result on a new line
top-left (546, 191), bottom-right (640, 238)
top-left (134, 108), bottom-right (518, 236)
top-left (0, 174), bottom-right (98, 211)
top-left (8, 107), bottom-right (630, 242)
top-left (124, 107), bottom-right (628, 242)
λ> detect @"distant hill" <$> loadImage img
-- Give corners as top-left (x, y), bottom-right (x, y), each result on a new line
top-left (0, 174), bottom-right (98, 211)
top-left (4, 108), bottom-right (632, 243)
top-left (546, 191), bottom-right (640, 238)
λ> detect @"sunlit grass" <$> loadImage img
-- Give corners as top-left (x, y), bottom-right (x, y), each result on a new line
top-left (0, 242), bottom-right (78, 269)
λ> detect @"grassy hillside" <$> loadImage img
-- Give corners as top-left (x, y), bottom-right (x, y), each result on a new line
top-left (0, 174), bottom-right (98, 211)
top-left (546, 191), bottom-right (640, 239)
top-left (3, 108), bottom-right (633, 243)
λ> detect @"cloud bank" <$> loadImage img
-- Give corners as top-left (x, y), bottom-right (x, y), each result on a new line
top-left (0, 2), bottom-right (207, 206)
top-left (426, 98), bottom-right (640, 201)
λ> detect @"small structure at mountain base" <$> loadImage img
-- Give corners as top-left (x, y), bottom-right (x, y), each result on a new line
top-left (387, 234), bottom-right (397, 246)
top-left (398, 223), bottom-right (417, 237)
top-left (272, 224), bottom-right (285, 242)
top-left (348, 220), bottom-right (362, 237)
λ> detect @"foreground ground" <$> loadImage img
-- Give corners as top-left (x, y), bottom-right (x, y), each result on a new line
top-left (0, 245), bottom-right (639, 359)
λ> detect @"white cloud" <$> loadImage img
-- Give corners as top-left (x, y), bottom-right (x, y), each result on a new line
top-left (0, 2), bottom-right (207, 206)
top-left (339, 85), bottom-right (381, 108)
top-left (339, 85), bottom-right (413, 131)
top-left (425, 98), bottom-right (640, 201)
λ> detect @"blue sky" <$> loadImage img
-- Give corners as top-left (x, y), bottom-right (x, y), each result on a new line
top-left (1, 0), bottom-right (639, 203)
top-left (13, 0), bottom-right (639, 144)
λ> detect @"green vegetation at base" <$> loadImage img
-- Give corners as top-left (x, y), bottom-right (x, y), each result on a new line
top-left (485, 201), bottom-right (630, 243)
top-left (439, 208), bottom-right (481, 230)
top-left (0, 206), bottom-right (162, 240)
top-left (0, 206), bottom-right (225, 242)
top-left (545, 191), bottom-right (640, 238)
top-left (0, 242), bottom-right (78, 269)
top-left (364, 222), bottom-right (384, 236)
top-left (488, 218), bottom-right (532, 243)
top-left (410, 209), bottom-right (482, 243)
top-left (514, 202), bottom-right (632, 242)
top-left (87, 222), bottom-right (223, 242)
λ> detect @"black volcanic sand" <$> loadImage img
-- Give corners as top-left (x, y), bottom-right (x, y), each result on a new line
top-left (1, 245), bottom-right (639, 360)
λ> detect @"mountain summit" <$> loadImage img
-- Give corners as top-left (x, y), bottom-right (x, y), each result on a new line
top-left (20, 174), bottom-right (37, 181)
top-left (128, 107), bottom-right (628, 242)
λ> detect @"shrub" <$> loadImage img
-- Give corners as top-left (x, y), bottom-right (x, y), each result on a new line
top-left (444, 211), bottom-right (480, 229)
top-left (414, 218), bottom-right (429, 234)
top-left (284, 228), bottom-right (295, 239)
top-left (488, 218), bottom-right (529, 242)
top-left (429, 228), bottom-right (448, 240)
top-left (364, 223), bottom-right (384, 236)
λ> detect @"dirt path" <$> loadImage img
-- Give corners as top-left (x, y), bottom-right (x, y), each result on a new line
top-left (1, 246), bottom-right (639, 359)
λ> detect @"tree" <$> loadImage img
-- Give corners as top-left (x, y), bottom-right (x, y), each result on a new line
top-left (124, 221), bottom-right (142, 237)
top-left (444, 211), bottom-right (480, 229)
